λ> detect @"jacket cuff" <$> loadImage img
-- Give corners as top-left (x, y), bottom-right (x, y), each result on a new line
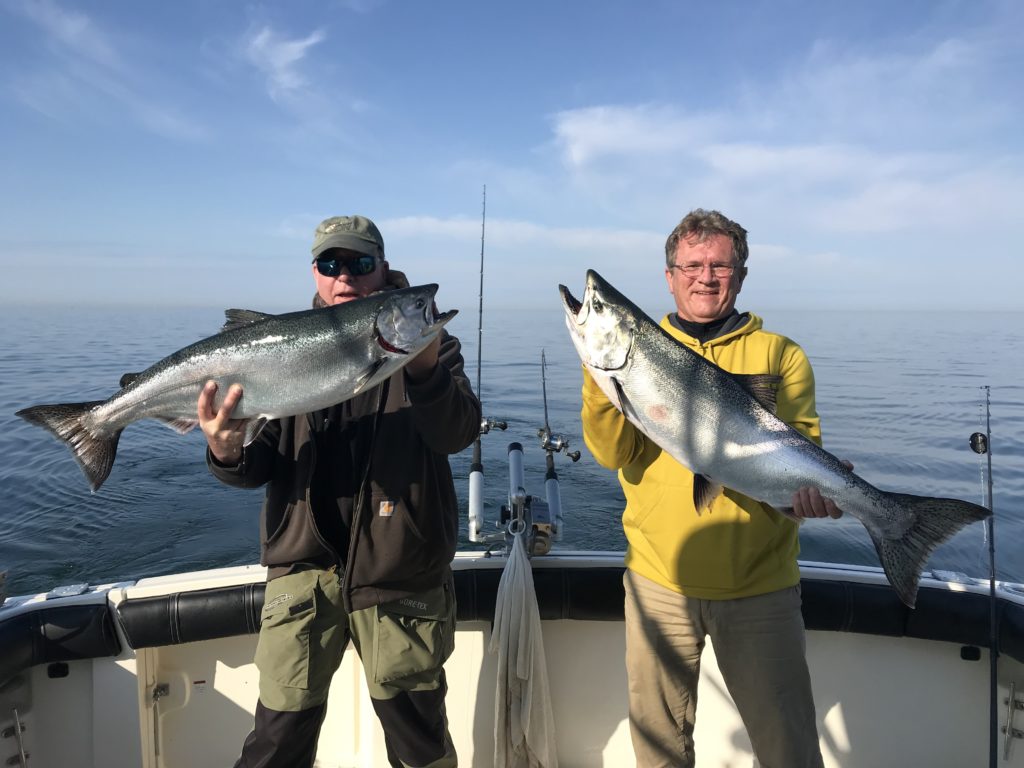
top-left (207, 446), bottom-right (245, 478)
top-left (405, 361), bottom-right (451, 404)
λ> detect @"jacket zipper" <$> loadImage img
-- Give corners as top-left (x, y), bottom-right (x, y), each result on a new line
top-left (304, 411), bottom-right (344, 574)
top-left (341, 377), bottom-right (390, 614)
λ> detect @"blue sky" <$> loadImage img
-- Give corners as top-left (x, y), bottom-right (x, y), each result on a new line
top-left (1, 0), bottom-right (1021, 317)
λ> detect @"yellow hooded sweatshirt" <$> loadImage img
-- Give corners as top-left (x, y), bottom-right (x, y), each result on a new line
top-left (581, 312), bottom-right (822, 600)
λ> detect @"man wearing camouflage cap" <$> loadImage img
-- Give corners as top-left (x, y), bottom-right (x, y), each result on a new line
top-left (199, 214), bottom-right (480, 768)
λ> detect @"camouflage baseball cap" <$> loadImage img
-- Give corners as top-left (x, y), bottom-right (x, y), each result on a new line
top-left (311, 215), bottom-right (385, 260)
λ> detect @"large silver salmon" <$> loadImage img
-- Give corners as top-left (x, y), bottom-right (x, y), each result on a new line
top-left (559, 269), bottom-right (989, 607)
top-left (17, 284), bottom-right (454, 492)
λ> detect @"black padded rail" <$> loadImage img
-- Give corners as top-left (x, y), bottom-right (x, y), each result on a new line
top-left (111, 567), bottom-right (1024, 665)
top-left (116, 582), bottom-right (263, 649)
top-left (3, 569), bottom-right (1022, 684)
top-left (801, 579), bottom-right (1024, 662)
top-left (114, 567), bottom-right (629, 650)
top-left (454, 566), bottom-right (628, 623)
top-left (0, 603), bottom-right (121, 687)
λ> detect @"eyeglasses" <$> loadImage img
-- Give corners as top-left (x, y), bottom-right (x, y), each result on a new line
top-left (315, 253), bottom-right (378, 278)
top-left (669, 261), bottom-right (738, 278)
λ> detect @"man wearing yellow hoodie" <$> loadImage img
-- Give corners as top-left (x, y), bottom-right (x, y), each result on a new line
top-left (581, 209), bottom-right (844, 768)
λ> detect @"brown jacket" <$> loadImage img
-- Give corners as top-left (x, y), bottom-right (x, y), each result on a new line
top-left (209, 287), bottom-right (479, 612)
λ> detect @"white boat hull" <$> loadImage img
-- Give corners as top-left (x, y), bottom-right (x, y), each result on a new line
top-left (2, 552), bottom-right (1022, 767)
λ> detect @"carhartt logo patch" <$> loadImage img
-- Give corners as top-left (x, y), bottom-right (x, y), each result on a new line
top-left (263, 593), bottom-right (292, 612)
top-left (379, 500), bottom-right (395, 517)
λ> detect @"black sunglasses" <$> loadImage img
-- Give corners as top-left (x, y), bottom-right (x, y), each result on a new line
top-left (315, 253), bottom-right (378, 278)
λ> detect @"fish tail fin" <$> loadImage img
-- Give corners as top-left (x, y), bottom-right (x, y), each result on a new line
top-left (868, 492), bottom-right (991, 608)
top-left (16, 401), bottom-right (121, 492)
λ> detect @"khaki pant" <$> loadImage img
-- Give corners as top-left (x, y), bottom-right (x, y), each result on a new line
top-left (236, 567), bottom-right (457, 768)
top-left (623, 570), bottom-right (824, 768)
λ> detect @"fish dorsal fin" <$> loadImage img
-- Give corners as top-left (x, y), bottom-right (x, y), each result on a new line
top-left (732, 374), bottom-right (782, 414)
top-left (155, 416), bottom-right (199, 435)
top-left (692, 474), bottom-right (722, 516)
top-left (222, 309), bottom-right (274, 333)
top-left (119, 371), bottom-right (142, 388)
top-left (243, 417), bottom-right (269, 446)
top-left (352, 359), bottom-right (388, 395)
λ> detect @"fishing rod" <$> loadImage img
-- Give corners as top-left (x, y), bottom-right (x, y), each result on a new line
top-left (536, 348), bottom-right (580, 547)
top-left (969, 386), bottom-right (997, 766)
top-left (468, 185), bottom-right (507, 544)
top-left (475, 185), bottom-right (486, 424)
top-left (494, 349), bottom-right (582, 558)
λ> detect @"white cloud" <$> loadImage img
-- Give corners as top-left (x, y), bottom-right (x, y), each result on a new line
top-left (750, 244), bottom-right (794, 264)
top-left (384, 215), bottom-right (660, 254)
top-left (334, 0), bottom-right (386, 13)
top-left (818, 168), bottom-right (1024, 233)
top-left (698, 143), bottom-right (951, 186)
top-left (9, 69), bottom-right (87, 120)
top-left (540, 18), bottom-right (1023, 245)
top-left (4, 0), bottom-right (206, 140)
top-left (235, 23), bottom-right (368, 138)
top-left (12, 0), bottom-right (117, 67)
top-left (780, 36), bottom-right (1003, 144)
top-left (274, 214), bottom-right (321, 241)
top-left (552, 104), bottom-right (719, 168)
top-left (244, 25), bottom-right (325, 102)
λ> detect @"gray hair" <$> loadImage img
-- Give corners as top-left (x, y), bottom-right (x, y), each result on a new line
top-left (664, 209), bottom-right (748, 268)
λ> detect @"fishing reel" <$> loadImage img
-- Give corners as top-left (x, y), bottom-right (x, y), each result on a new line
top-left (468, 413), bottom-right (509, 547)
top-left (537, 427), bottom-right (580, 462)
top-left (466, 349), bottom-right (573, 558)
top-left (480, 416), bottom-right (508, 435)
top-left (500, 442), bottom-right (559, 557)
top-left (536, 348), bottom-right (580, 463)
top-left (469, 441), bottom-right (561, 557)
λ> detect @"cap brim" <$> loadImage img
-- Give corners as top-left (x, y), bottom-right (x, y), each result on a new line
top-left (311, 233), bottom-right (380, 259)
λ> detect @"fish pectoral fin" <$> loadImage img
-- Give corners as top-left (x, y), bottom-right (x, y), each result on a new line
top-left (774, 505), bottom-right (805, 524)
top-left (692, 474), bottom-right (722, 515)
top-left (155, 416), bottom-right (199, 435)
top-left (352, 359), bottom-right (388, 395)
top-left (612, 378), bottom-right (642, 422)
top-left (732, 374), bottom-right (783, 414)
top-left (242, 417), bottom-right (269, 446)
top-left (221, 308), bottom-right (275, 332)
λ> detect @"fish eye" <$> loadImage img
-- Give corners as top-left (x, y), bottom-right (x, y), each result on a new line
top-left (415, 299), bottom-right (425, 309)
top-left (592, 298), bottom-right (604, 313)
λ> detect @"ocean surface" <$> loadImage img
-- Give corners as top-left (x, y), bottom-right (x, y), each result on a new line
top-left (1, 304), bottom-right (1021, 597)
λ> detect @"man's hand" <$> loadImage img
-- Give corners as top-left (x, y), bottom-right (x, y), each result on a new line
top-left (198, 380), bottom-right (247, 465)
top-left (790, 460), bottom-right (853, 519)
top-left (405, 335), bottom-right (441, 383)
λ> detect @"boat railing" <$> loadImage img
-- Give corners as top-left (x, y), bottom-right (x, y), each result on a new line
top-left (3, 565), bottom-right (1023, 692)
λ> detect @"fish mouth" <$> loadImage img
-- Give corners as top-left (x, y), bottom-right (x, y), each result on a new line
top-left (427, 308), bottom-right (458, 334)
top-left (560, 270), bottom-right (633, 373)
top-left (558, 284), bottom-right (583, 318)
top-left (375, 308), bottom-right (457, 354)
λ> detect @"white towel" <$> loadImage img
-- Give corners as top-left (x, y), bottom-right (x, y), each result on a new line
top-left (490, 531), bottom-right (559, 768)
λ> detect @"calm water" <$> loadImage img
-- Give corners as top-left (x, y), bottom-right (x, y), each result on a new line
top-left (0, 304), bottom-right (1021, 597)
